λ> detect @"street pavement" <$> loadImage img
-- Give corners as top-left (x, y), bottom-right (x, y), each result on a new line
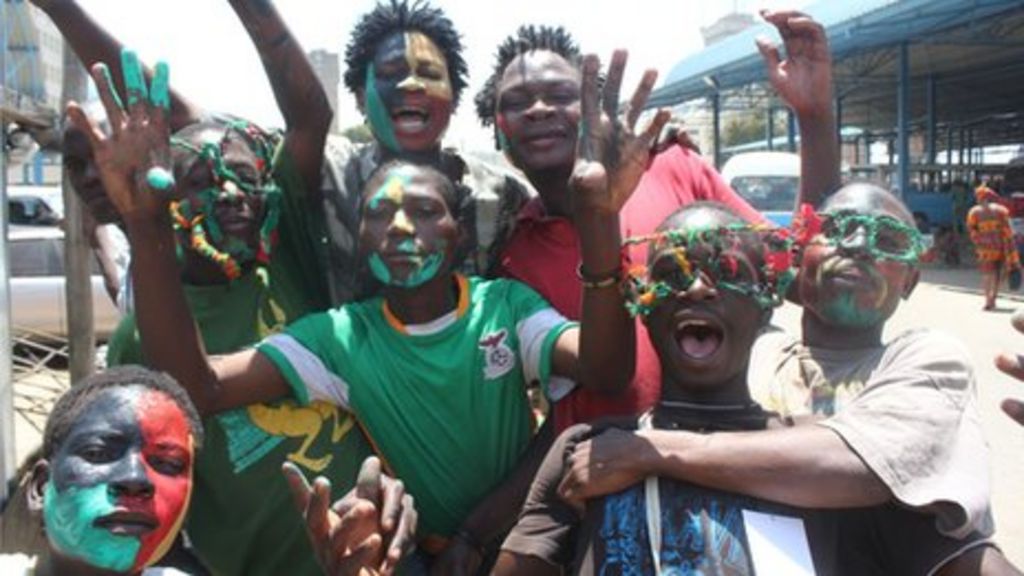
top-left (771, 265), bottom-right (1024, 566)
top-left (9, 265), bottom-right (1024, 566)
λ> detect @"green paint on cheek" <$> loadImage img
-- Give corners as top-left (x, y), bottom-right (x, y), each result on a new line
top-left (365, 64), bottom-right (400, 152)
top-left (368, 246), bottom-right (445, 288)
top-left (401, 251), bottom-right (443, 287)
top-left (368, 252), bottom-right (392, 284)
top-left (44, 482), bottom-right (140, 571)
top-left (820, 292), bottom-right (883, 328)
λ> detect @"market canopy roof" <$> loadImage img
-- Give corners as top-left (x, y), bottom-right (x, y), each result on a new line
top-left (649, 0), bottom-right (1024, 148)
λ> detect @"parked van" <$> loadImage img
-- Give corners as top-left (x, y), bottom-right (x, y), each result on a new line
top-left (720, 151), bottom-right (800, 227)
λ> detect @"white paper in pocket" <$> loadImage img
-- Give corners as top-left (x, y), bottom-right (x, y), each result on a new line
top-left (741, 509), bottom-right (816, 576)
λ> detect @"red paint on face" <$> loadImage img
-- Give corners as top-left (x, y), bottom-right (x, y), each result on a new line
top-left (129, 391), bottom-right (193, 571)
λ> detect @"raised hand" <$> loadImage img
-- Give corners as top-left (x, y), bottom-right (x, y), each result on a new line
top-left (283, 458), bottom-right (417, 576)
top-left (995, 310), bottom-right (1024, 426)
top-left (65, 49), bottom-right (174, 222)
top-left (756, 9), bottom-right (833, 117)
top-left (571, 50), bottom-right (671, 217)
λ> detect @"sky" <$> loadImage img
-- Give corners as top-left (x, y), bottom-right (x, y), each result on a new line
top-left (73, 0), bottom-right (806, 152)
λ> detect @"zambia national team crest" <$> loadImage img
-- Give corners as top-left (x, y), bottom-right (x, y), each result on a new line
top-left (479, 329), bottom-right (515, 380)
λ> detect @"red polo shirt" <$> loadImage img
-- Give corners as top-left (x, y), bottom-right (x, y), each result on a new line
top-left (499, 145), bottom-right (766, 432)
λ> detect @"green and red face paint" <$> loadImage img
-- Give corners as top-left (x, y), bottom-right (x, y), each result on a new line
top-left (44, 388), bottom-right (194, 572)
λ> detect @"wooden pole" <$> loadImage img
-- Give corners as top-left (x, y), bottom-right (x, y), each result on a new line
top-left (61, 43), bottom-right (95, 383)
top-left (0, 0), bottom-right (17, 499)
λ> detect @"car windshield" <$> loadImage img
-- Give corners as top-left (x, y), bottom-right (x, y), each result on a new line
top-left (731, 176), bottom-right (799, 212)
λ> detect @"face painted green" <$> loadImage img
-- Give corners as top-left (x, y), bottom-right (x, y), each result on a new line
top-left (369, 245), bottom-right (445, 288)
top-left (819, 292), bottom-right (885, 328)
top-left (365, 64), bottom-right (401, 152)
top-left (44, 482), bottom-right (141, 571)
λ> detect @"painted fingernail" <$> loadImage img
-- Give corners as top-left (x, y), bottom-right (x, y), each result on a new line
top-left (150, 61), bottom-right (171, 110)
top-left (146, 167), bottom-right (175, 191)
top-left (97, 63), bottom-right (125, 110)
top-left (121, 49), bottom-right (148, 105)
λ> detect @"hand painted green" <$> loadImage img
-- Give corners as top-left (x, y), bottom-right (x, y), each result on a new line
top-left (145, 167), bottom-right (175, 191)
top-left (96, 64), bottom-right (124, 111)
top-left (150, 62), bottom-right (171, 110)
top-left (121, 49), bottom-right (149, 106)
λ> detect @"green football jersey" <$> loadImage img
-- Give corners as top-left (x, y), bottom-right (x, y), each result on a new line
top-left (259, 275), bottom-right (576, 537)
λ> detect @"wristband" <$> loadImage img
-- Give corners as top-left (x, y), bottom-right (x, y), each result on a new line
top-left (577, 263), bottom-right (621, 289)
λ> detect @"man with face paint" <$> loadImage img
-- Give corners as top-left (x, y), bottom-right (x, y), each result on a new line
top-left (0, 366), bottom-right (203, 576)
top-left (316, 0), bottom-right (534, 307)
top-left (556, 184), bottom-right (1011, 572)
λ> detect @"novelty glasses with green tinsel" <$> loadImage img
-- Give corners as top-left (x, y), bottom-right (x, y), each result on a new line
top-left (622, 224), bottom-right (795, 317)
top-left (816, 211), bottom-right (924, 264)
top-left (168, 117), bottom-right (282, 280)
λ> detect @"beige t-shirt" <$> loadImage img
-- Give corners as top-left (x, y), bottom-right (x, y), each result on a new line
top-left (748, 327), bottom-right (993, 540)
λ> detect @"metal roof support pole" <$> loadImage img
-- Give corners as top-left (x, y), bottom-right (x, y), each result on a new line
top-left (765, 106), bottom-right (774, 151)
top-left (711, 91), bottom-right (721, 170)
top-left (61, 44), bottom-right (95, 383)
top-left (959, 128), bottom-right (965, 165)
top-left (854, 136), bottom-right (860, 164)
top-left (926, 75), bottom-right (937, 165)
top-left (787, 109), bottom-right (796, 152)
top-left (897, 42), bottom-right (911, 199)
top-left (926, 75), bottom-right (937, 188)
top-left (946, 125), bottom-right (953, 166)
top-left (865, 131), bottom-right (872, 165)
top-left (0, 0), bottom-right (17, 499)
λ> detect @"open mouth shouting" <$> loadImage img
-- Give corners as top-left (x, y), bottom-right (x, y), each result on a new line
top-left (675, 317), bottom-right (725, 362)
top-left (392, 106), bottom-right (432, 134)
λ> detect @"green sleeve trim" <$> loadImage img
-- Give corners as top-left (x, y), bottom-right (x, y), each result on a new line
top-left (256, 344), bottom-right (311, 406)
top-left (539, 321), bottom-right (579, 397)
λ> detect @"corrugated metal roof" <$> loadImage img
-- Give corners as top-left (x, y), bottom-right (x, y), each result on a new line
top-left (649, 0), bottom-right (1024, 148)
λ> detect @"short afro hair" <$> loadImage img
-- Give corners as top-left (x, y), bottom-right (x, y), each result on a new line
top-left (43, 366), bottom-right (204, 460)
top-left (474, 25), bottom-right (581, 134)
top-left (343, 0), bottom-right (469, 108)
